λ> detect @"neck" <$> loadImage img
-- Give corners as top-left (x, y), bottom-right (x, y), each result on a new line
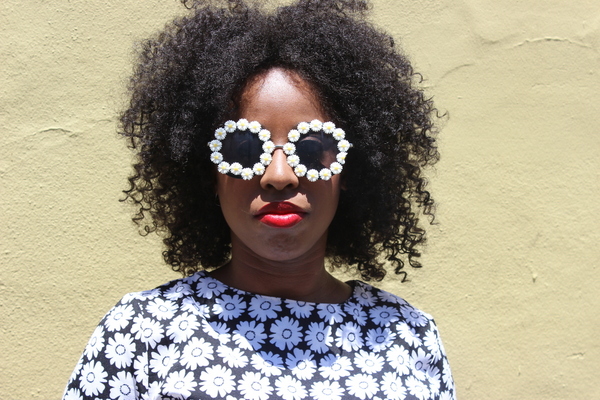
top-left (209, 236), bottom-right (351, 303)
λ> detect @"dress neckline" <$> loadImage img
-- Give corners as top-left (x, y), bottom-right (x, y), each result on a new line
top-left (193, 270), bottom-right (362, 306)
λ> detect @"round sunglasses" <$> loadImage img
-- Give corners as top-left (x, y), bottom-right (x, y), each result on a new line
top-left (208, 119), bottom-right (351, 181)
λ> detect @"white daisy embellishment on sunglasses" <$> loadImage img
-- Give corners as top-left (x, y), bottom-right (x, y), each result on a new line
top-left (217, 162), bottom-right (230, 174)
top-left (215, 128), bottom-right (227, 140)
top-left (224, 120), bottom-right (237, 132)
top-left (306, 169), bottom-right (320, 182)
top-left (208, 140), bottom-right (222, 152)
top-left (208, 119), bottom-right (352, 181)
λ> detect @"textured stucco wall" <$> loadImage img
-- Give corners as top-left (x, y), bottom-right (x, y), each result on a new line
top-left (1, 1), bottom-right (598, 399)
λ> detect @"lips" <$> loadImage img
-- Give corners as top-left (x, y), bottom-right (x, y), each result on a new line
top-left (256, 201), bottom-right (306, 228)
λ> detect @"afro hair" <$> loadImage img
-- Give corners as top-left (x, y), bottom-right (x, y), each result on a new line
top-left (120, 0), bottom-right (439, 281)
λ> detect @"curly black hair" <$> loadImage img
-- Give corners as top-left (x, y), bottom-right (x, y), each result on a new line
top-left (120, 0), bottom-right (439, 281)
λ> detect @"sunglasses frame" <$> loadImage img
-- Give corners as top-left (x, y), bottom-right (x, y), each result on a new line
top-left (208, 119), bottom-right (351, 182)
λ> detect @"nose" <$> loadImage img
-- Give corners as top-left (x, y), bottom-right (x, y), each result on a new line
top-left (260, 147), bottom-right (299, 190)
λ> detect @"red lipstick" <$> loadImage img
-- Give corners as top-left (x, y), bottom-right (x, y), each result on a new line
top-left (256, 202), bottom-right (306, 228)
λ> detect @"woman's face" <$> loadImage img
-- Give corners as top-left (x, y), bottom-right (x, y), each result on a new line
top-left (216, 68), bottom-right (342, 264)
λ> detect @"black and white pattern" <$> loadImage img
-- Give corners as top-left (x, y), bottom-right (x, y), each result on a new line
top-left (63, 271), bottom-right (456, 400)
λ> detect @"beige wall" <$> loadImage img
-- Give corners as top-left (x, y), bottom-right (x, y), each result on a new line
top-left (1, 1), bottom-right (598, 398)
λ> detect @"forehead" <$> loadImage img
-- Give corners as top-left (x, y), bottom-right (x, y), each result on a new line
top-left (239, 68), bottom-right (327, 130)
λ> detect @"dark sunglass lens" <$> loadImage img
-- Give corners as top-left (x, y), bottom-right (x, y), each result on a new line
top-left (296, 132), bottom-right (337, 169)
top-left (220, 131), bottom-right (263, 178)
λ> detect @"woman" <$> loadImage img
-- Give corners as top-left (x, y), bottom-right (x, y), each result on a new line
top-left (64, 0), bottom-right (455, 399)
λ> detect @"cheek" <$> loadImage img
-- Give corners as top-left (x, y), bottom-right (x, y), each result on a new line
top-left (216, 176), bottom-right (241, 216)
top-left (216, 175), bottom-right (257, 218)
top-left (216, 174), bottom-right (244, 198)
top-left (310, 178), bottom-right (341, 215)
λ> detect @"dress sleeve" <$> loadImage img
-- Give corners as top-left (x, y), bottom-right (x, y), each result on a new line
top-left (423, 318), bottom-right (457, 400)
top-left (62, 295), bottom-right (149, 400)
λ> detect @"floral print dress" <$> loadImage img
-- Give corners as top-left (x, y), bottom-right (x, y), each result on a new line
top-left (63, 271), bottom-right (456, 400)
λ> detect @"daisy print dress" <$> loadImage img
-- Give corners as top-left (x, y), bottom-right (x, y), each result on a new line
top-left (63, 271), bottom-right (456, 400)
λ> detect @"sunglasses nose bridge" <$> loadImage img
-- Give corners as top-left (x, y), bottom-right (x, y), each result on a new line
top-left (260, 147), bottom-right (299, 190)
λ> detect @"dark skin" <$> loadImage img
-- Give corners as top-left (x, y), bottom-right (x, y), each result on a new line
top-left (210, 68), bottom-right (352, 303)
